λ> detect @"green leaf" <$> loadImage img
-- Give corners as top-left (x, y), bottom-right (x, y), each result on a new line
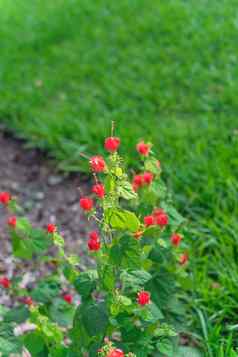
top-left (53, 233), bottom-right (65, 247)
top-left (118, 181), bottom-right (137, 200)
top-left (100, 265), bottom-right (115, 290)
top-left (16, 217), bottom-right (32, 232)
top-left (0, 336), bottom-right (22, 355)
top-left (74, 270), bottom-right (97, 299)
top-left (11, 231), bottom-right (33, 259)
top-left (176, 346), bottom-right (203, 357)
top-left (31, 277), bottom-right (61, 303)
top-left (121, 270), bottom-right (152, 291)
top-left (110, 235), bottom-right (141, 269)
top-left (146, 302), bottom-right (164, 322)
top-left (11, 227), bottom-right (52, 259)
top-left (30, 228), bottom-right (53, 253)
top-left (144, 157), bottom-right (161, 174)
top-left (105, 208), bottom-right (140, 232)
top-left (119, 295), bottom-right (132, 306)
top-left (0, 305), bottom-right (9, 318)
top-left (82, 302), bottom-right (108, 337)
top-left (49, 298), bottom-right (75, 327)
top-left (23, 331), bottom-right (46, 355)
top-left (157, 338), bottom-right (174, 356)
top-left (0, 323), bottom-right (22, 355)
top-left (4, 306), bottom-right (29, 324)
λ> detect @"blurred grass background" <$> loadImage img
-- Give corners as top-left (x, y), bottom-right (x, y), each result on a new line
top-left (0, 0), bottom-right (238, 355)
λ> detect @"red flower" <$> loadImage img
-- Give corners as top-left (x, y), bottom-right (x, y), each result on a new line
top-left (89, 155), bottom-right (106, 172)
top-left (133, 231), bottom-right (143, 240)
top-left (0, 277), bottom-right (11, 289)
top-left (0, 192), bottom-right (11, 205)
top-left (88, 239), bottom-right (101, 251)
top-left (88, 231), bottom-right (101, 251)
top-left (133, 174), bottom-right (144, 187)
top-left (22, 296), bottom-right (33, 306)
top-left (7, 216), bottom-right (17, 228)
top-left (92, 183), bottom-right (105, 198)
top-left (171, 233), bottom-right (182, 247)
top-left (137, 291), bottom-right (151, 306)
top-left (107, 349), bottom-right (125, 357)
top-left (63, 293), bottom-right (73, 304)
top-left (155, 213), bottom-right (168, 227)
top-left (104, 137), bottom-right (120, 152)
top-left (80, 197), bottom-right (93, 211)
top-left (143, 172), bottom-right (154, 185)
top-left (153, 208), bottom-right (169, 227)
top-left (144, 215), bottom-right (154, 227)
top-left (89, 231), bottom-right (100, 241)
top-left (132, 174), bottom-right (144, 191)
top-left (179, 253), bottom-right (189, 265)
top-left (47, 223), bottom-right (57, 233)
top-left (136, 141), bottom-right (151, 156)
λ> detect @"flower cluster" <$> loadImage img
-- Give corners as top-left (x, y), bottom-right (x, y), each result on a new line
top-left (144, 208), bottom-right (169, 228)
top-left (0, 131), bottom-right (190, 357)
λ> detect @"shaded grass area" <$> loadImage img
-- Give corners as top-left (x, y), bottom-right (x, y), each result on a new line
top-left (1, 0), bottom-right (238, 354)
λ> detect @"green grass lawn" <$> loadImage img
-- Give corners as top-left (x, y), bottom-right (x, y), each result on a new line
top-left (1, 0), bottom-right (238, 355)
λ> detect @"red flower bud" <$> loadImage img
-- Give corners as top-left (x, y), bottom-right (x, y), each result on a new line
top-left (0, 192), bottom-right (11, 205)
top-left (88, 239), bottom-right (101, 251)
top-left (136, 141), bottom-right (151, 156)
top-left (171, 233), bottom-right (182, 247)
top-left (63, 293), bottom-right (73, 304)
top-left (155, 213), bottom-right (169, 227)
top-left (143, 172), bottom-right (154, 185)
top-left (0, 277), bottom-right (11, 289)
top-left (133, 175), bottom-right (144, 188)
top-left (179, 253), bottom-right (189, 265)
top-left (104, 137), bottom-right (120, 152)
top-left (89, 155), bottom-right (106, 172)
top-left (47, 223), bottom-right (57, 233)
top-left (7, 216), bottom-right (17, 228)
top-left (144, 215), bottom-right (154, 227)
top-left (92, 183), bottom-right (105, 198)
top-left (107, 349), bottom-right (125, 357)
top-left (157, 160), bottom-right (161, 168)
top-left (80, 197), bottom-right (93, 211)
top-left (22, 296), bottom-right (33, 306)
top-left (137, 291), bottom-right (151, 306)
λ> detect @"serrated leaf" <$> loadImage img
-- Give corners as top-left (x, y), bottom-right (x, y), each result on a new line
top-left (74, 270), bottom-right (97, 299)
top-left (121, 270), bottom-right (152, 291)
top-left (110, 235), bottom-right (141, 269)
top-left (82, 302), bottom-right (108, 337)
top-left (157, 338), bottom-right (174, 356)
top-left (118, 181), bottom-right (137, 200)
top-left (4, 306), bottom-right (29, 324)
top-left (105, 208), bottom-right (140, 232)
top-left (49, 298), bottom-right (75, 327)
top-left (31, 277), bottom-right (61, 303)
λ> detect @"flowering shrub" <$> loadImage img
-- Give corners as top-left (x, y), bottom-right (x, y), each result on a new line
top-left (0, 133), bottom-right (192, 357)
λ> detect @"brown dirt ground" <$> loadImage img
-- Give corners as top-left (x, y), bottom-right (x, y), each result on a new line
top-left (0, 130), bottom-right (94, 301)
